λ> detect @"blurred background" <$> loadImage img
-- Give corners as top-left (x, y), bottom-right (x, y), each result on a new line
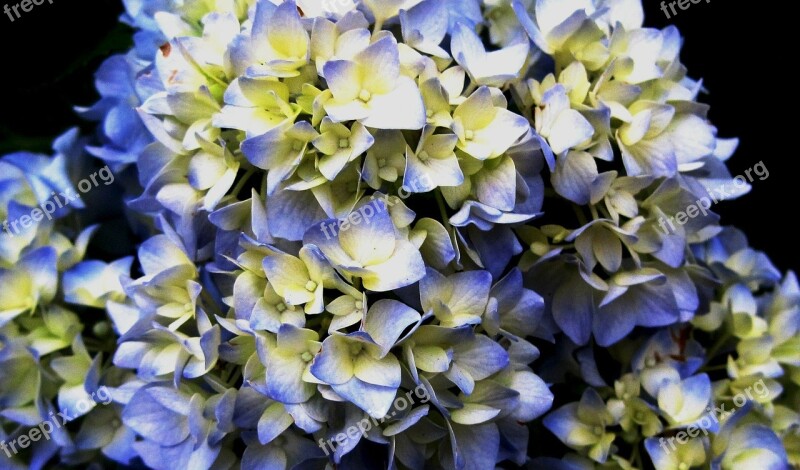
top-left (0, 0), bottom-right (793, 270)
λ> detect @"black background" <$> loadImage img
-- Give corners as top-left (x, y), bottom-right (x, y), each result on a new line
top-left (0, 0), bottom-right (795, 271)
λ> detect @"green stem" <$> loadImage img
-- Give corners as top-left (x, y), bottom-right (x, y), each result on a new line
top-left (703, 332), bottom-right (732, 367)
top-left (203, 374), bottom-right (230, 394)
top-left (464, 81), bottom-right (478, 96)
top-left (572, 204), bottom-right (588, 226)
top-left (373, 18), bottom-right (384, 37)
top-left (589, 204), bottom-right (600, 220)
top-left (700, 364), bottom-right (728, 373)
top-left (232, 167), bottom-right (257, 197)
top-left (201, 289), bottom-right (223, 318)
top-left (631, 440), bottom-right (643, 469)
top-left (435, 190), bottom-right (453, 233)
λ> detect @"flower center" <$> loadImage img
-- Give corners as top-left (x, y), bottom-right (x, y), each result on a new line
top-left (276, 302), bottom-right (287, 312)
top-left (418, 150), bottom-right (430, 162)
top-left (305, 280), bottom-right (318, 292)
top-left (349, 343), bottom-right (363, 356)
top-left (358, 89), bottom-right (372, 102)
top-left (465, 130), bottom-right (475, 141)
top-left (339, 138), bottom-right (350, 149)
top-left (301, 351), bottom-right (313, 362)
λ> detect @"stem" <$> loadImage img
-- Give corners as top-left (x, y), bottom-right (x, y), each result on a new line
top-left (232, 167), bottom-right (256, 197)
top-left (464, 81), bottom-right (478, 96)
top-left (572, 204), bottom-right (588, 226)
top-left (260, 172), bottom-right (268, 197)
top-left (226, 368), bottom-right (242, 387)
top-left (435, 190), bottom-right (453, 233)
top-left (201, 289), bottom-right (223, 318)
top-left (203, 374), bottom-right (231, 394)
top-left (372, 18), bottom-right (384, 37)
top-left (703, 332), bottom-right (732, 367)
top-left (700, 364), bottom-right (728, 373)
top-left (589, 204), bottom-right (600, 220)
top-left (631, 440), bottom-right (643, 469)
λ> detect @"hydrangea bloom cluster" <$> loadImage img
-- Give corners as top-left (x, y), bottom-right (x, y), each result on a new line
top-left (0, 0), bottom-right (797, 469)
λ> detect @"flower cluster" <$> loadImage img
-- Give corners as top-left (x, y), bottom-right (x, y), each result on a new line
top-left (0, 130), bottom-right (135, 467)
top-left (0, 0), bottom-right (797, 469)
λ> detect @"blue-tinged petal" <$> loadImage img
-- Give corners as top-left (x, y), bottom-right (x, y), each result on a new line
top-left (415, 218), bottom-right (456, 270)
top-left (552, 151), bottom-right (598, 205)
top-left (332, 378), bottom-right (397, 419)
top-left (122, 386), bottom-right (190, 445)
top-left (267, 189), bottom-right (328, 241)
top-left (552, 272), bottom-right (595, 345)
top-left (362, 299), bottom-right (421, 357)
top-left (309, 335), bottom-right (355, 385)
top-left (338, 202), bottom-right (396, 265)
top-left (508, 371), bottom-right (553, 421)
top-left (361, 76), bottom-right (426, 130)
top-left (400, 0), bottom-right (449, 58)
top-left (473, 155), bottom-right (516, 211)
top-left (594, 281), bottom-right (679, 346)
top-left (359, 239), bottom-right (425, 292)
top-left (722, 424), bottom-right (788, 469)
top-left (242, 442), bottom-right (286, 470)
top-left (266, 353), bottom-right (315, 404)
top-left (354, 353), bottom-right (401, 388)
top-left (444, 423), bottom-right (500, 470)
top-left (258, 402), bottom-right (294, 444)
top-left (268, 1), bottom-right (309, 60)
top-left (324, 60), bottom-right (362, 102)
top-left (453, 335), bottom-right (509, 380)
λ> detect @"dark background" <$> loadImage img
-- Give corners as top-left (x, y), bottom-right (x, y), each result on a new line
top-left (0, 0), bottom-right (794, 271)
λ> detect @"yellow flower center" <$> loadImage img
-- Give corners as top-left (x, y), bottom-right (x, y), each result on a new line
top-left (305, 280), bottom-right (318, 292)
top-left (418, 151), bottom-right (430, 162)
top-left (465, 130), bottom-right (475, 141)
top-left (358, 89), bottom-right (372, 102)
top-left (301, 351), bottom-right (313, 362)
top-left (339, 138), bottom-right (350, 149)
